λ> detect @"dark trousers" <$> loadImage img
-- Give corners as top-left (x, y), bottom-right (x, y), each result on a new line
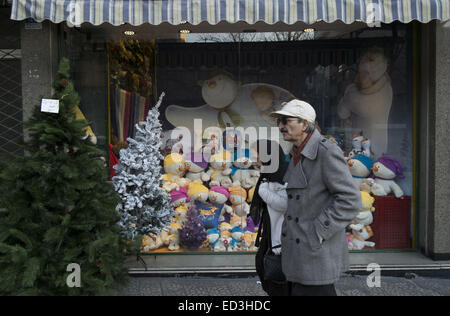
top-left (288, 282), bottom-right (337, 296)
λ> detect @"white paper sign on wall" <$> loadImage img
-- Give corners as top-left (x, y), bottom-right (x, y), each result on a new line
top-left (41, 99), bottom-right (60, 114)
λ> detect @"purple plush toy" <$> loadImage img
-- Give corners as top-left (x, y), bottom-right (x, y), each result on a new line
top-left (371, 155), bottom-right (405, 198)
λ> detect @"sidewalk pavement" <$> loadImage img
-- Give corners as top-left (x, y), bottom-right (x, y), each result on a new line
top-left (117, 273), bottom-right (450, 296)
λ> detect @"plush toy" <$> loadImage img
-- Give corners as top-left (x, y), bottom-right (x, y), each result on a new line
top-left (230, 215), bottom-right (247, 230)
top-left (174, 206), bottom-right (188, 224)
top-left (231, 149), bottom-right (260, 189)
top-left (195, 200), bottom-right (223, 230)
top-left (347, 154), bottom-right (374, 190)
top-left (350, 192), bottom-right (375, 231)
top-left (228, 186), bottom-right (250, 217)
top-left (206, 228), bottom-right (222, 252)
top-left (247, 186), bottom-right (255, 204)
top-left (188, 182), bottom-right (209, 203)
top-left (142, 233), bottom-right (161, 252)
top-left (241, 232), bottom-right (258, 251)
top-left (218, 221), bottom-right (232, 233)
top-left (229, 226), bottom-right (244, 251)
top-left (347, 226), bottom-right (375, 250)
top-left (168, 222), bottom-right (183, 251)
top-left (219, 230), bottom-right (233, 252)
top-left (348, 135), bottom-right (364, 159)
top-left (228, 216), bottom-right (247, 251)
top-left (361, 138), bottom-right (372, 158)
top-left (185, 152), bottom-right (210, 183)
top-left (209, 186), bottom-right (233, 221)
top-left (360, 178), bottom-right (375, 193)
top-left (337, 48), bottom-right (393, 157)
top-left (161, 153), bottom-right (189, 192)
top-left (207, 151), bottom-right (233, 188)
top-left (170, 187), bottom-right (190, 209)
top-left (347, 191), bottom-right (376, 250)
top-left (370, 155), bottom-right (405, 198)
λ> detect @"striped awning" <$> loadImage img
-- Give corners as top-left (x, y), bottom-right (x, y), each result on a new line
top-left (11, 0), bottom-right (450, 26)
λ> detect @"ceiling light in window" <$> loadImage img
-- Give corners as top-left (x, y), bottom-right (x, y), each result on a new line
top-left (124, 30), bottom-right (135, 36)
top-left (304, 28), bottom-right (315, 33)
top-left (179, 29), bottom-right (191, 34)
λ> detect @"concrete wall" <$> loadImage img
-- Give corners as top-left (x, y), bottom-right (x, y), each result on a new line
top-left (20, 21), bottom-right (59, 124)
top-left (419, 21), bottom-right (450, 260)
top-left (431, 20), bottom-right (450, 259)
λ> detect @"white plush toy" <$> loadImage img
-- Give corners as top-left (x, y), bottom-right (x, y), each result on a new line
top-left (168, 222), bottom-right (182, 251)
top-left (347, 226), bottom-right (375, 250)
top-left (348, 135), bottom-right (364, 159)
top-left (184, 152), bottom-right (210, 183)
top-left (206, 228), bottom-right (221, 252)
top-left (207, 151), bottom-right (233, 188)
top-left (337, 48), bottom-right (393, 158)
top-left (231, 149), bottom-right (260, 189)
top-left (361, 138), bottom-right (372, 158)
top-left (371, 155), bottom-right (405, 198)
top-left (209, 186), bottom-right (233, 221)
top-left (219, 230), bottom-right (233, 252)
top-left (347, 154), bottom-right (374, 190)
top-left (161, 153), bottom-right (189, 192)
top-left (228, 186), bottom-right (250, 218)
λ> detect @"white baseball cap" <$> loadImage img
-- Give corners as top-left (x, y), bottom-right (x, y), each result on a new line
top-left (271, 99), bottom-right (316, 123)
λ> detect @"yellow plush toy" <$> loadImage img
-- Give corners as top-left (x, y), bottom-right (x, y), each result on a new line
top-left (74, 105), bottom-right (97, 144)
top-left (161, 153), bottom-right (189, 192)
top-left (187, 182), bottom-right (210, 203)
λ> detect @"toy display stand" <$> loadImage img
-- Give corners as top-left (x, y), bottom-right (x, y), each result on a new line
top-left (371, 195), bottom-right (411, 250)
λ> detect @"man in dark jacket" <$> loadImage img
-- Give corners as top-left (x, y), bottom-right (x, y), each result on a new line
top-left (271, 99), bottom-right (361, 296)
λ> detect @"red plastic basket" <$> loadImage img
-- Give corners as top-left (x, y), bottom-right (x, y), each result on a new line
top-left (371, 195), bottom-right (411, 250)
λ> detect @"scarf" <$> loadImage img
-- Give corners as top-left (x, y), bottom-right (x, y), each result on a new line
top-left (292, 131), bottom-right (313, 166)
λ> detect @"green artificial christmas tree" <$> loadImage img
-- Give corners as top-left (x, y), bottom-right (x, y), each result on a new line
top-left (0, 58), bottom-right (128, 296)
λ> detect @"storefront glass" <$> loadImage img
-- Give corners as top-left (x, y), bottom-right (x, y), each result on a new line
top-left (68, 22), bottom-right (415, 254)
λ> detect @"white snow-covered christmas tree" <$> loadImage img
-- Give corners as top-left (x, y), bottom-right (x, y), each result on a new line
top-left (113, 92), bottom-right (173, 241)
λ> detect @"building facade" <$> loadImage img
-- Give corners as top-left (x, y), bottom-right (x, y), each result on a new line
top-left (3, 0), bottom-right (450, 272)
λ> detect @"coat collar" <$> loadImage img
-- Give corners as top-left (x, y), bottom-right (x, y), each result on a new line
top-left (289, 129), bottom-right (321, 161)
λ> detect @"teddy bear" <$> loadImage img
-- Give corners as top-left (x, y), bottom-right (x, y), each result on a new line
top-left (184, 152), bottom-right (210, 183)
top-left (370, 155), bottom-right (405, 198)
top-left (206, 150), bottom-right (233, 188)
top-left (228, 185), bottom-right (250, 218)
top-left (209, 186), bottom-right (233, 221)
top-left (231, 149), bottom-right (260, 189)
top-left (347, 154), bottom-right (374, 190)
top-left (187, 182), bottom-right (209, 204)
top-left (161, 153), bottom-right (189, 192)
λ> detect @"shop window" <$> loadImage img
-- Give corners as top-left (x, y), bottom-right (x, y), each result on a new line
top-left (69, 24), bottom-right (415, 254)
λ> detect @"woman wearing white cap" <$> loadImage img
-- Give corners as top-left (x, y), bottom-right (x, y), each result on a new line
top-left (271, 99), bottom-right (361, 296)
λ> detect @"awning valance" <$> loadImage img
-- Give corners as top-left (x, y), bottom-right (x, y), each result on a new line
top-left (11, 0), bottom-right (450, 26)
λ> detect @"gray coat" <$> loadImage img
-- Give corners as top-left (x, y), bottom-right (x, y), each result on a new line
top-left (281, 129), bottom-right (361, 285)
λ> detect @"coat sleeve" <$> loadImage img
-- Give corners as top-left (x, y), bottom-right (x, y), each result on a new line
top-left (313, 144), bottom-right (362, 241)
top-left (258, 182), bottom-right (288, 213)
